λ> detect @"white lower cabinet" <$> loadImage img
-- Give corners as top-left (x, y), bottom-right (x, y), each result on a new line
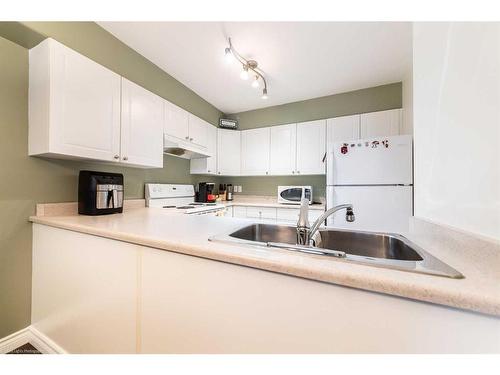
top-left (246, 207), bottom-right (277, 221)
top-left (31, 224), bottom-right (138, 354)
top-left (231, 205), bottom-right (323, 224)
top-left (232, 206), bottom-right (247, 218)
top-left (276, 208), bottom-right (324, 224)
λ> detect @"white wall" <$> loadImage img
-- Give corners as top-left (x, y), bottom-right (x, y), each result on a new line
top-left (413, 23), bottom-right (500, 240)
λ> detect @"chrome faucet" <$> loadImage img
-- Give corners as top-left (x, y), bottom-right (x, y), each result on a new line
top-left (296, 198), bottom-right (355, 246)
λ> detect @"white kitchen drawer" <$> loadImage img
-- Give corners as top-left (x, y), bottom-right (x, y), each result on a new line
top-left (246, 207), bottom-right (277, 220)
top-left (232, 206), bottom-right (247, 218)
top-left (223, 206), bottom-right (233, 217)
top-left (277, 208), bottom-right (324, 223)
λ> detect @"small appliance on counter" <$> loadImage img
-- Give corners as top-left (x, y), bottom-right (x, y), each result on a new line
top-left (196, 182), bottom-right (216, 203)
top-left (78, 171), bottom-right (124, 215)
top-left (218, 184), bottom-right (227, 201)
top-left (277, 186), bottom-right (312, 205)
top-left (226, 184), bottom-right (234, 201)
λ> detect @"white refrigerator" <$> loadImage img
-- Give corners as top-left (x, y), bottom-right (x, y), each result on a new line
top-left (326, 134), bottom-right (413, 233)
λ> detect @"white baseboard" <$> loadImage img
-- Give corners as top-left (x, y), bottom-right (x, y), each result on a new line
top-left (0, 326), bottom-right (66, 354)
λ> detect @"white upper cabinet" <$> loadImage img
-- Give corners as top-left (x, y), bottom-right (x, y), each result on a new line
top-left (190, 124), bottom-right (217, 174)
top-left (121, 78), bottom-right (164, 168)
top-left (188, 114), bottom-right (209, 149)
top-left (296, 120), bottom-right (326, 175)
top-left (269, 124), bottom-right (297, 175)
top-left (360, 109), bottom-right (402, 138)
top-left (29, 38), bottom-right (164, 168)
top-left (217, 129), bottom-right (241, 176)
top-left (327, 114), bottom-right (360, 143)
top-left (241, 128), bottom-right (271, 175)
top-left (29, 38), bottom-right (121, 162)
top-left (164, 101), bottom-right (189, 141)
top-left (164, 102), bottom-right (209, 150)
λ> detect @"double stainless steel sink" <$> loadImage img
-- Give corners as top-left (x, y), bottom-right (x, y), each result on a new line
top-left (210, 223), bottom-right (463, 279)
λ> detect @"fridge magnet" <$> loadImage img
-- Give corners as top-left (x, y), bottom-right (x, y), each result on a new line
top-left (382, 140), bottom-right (389, 148)
top-left (341, 144), bottom-right (349, 154)
top-left (371, 140), bottom-right (380, 148)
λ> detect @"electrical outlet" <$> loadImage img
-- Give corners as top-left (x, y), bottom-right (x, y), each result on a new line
top-left (239, 186), bottom-right (243, 193)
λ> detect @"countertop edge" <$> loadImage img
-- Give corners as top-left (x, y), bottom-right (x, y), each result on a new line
top-left (29, 215), bottom-right (500, 318)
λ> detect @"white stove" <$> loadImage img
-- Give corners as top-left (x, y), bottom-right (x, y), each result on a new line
top-left (145, 184), bottom-right (226, 216)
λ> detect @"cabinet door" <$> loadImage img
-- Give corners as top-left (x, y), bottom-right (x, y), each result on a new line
top-left (164, 101), bottom-right (189, 141)
top-left (296, 120), bottom-right (326, 175)
top-left (217, 129), bottom-right (241, 176)
top-left (276, 208), bottom-right (324, 224)
top-left (269, 124), bottom-right (297, 175)
top-left (246, 207), bottom-right (277, 221)
top-left (360, 109), bottom-right (402, 138)
top-left (121, 78), bottom-right (164, 168)
top-left (241, 128), bottom-right (271, 175)
top-left (39, 39), bottom-right (122, 161)
top-left (327, 115), bottom-right (360, 143)
top-left (190, 124), bottom-right (217, 174)
top-left (232, 206), bottom-right (247, 218)
top-left (188, 115), bottom-right (209, 149)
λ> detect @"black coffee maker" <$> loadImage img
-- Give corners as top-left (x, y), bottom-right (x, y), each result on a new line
top-left (196, 182), bottom-right (216, 203)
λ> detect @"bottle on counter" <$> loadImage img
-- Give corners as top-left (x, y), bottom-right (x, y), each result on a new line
top-left (219, 183), bottom-right (227, 201)
top-left (226, 184), bottom-right (234, 201)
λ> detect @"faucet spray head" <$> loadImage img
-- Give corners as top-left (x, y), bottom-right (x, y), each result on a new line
top-left (346, 208), bottom-right (355, 222)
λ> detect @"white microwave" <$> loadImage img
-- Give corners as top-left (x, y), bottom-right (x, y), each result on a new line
top-left (277, 186), bottom-right (313, 205)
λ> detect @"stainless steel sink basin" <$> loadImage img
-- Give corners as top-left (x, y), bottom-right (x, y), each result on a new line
top-left (211, 223), bottom-right (463, 279)
top-left (315, 230), bottom-right (423, 261)
top-left (229, 224), bottom-right (297, 244)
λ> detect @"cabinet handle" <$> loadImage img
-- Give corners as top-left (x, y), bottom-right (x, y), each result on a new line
top-left (185, 136), bottom-right (189, 140)
top-left (113, 155), bottom-right (119, 160)
top-left (123, 156), bottom-right (128, 161)
top-left (292, 171), bottom-right (295, 174)
top-left (190, 138), bottom-right (193, 141)
top-left (297, 171), bottom-right (300, 174)
top-left (266, 171), bottom-right (268, 175)
top-left (218, 172), bottom-right (221, 175)
top-left (207, 170), bottom-right (211, 173)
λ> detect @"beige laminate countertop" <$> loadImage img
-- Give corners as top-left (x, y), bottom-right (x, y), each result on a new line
top-left (30, 207), bottom-right (500, 317)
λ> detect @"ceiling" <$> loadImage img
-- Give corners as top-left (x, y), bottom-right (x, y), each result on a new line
top-left (98, 22), bottom-right (412, 114)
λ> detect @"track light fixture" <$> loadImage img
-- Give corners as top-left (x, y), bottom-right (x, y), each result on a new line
top-left (224, 37), bottom-right (269, 99)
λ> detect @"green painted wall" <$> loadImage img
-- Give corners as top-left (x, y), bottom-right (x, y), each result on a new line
top-left (0, 23), bottom-right (223, 338)
top-left (228, 82), bottom-right (402, 130)
top-left (223, 83), bottom-right (402, 199)
top-left (218, 176), bottom-right (327, 202)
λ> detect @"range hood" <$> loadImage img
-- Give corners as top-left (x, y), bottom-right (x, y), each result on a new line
top-left (163, 134), bottom-right (212, 159)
